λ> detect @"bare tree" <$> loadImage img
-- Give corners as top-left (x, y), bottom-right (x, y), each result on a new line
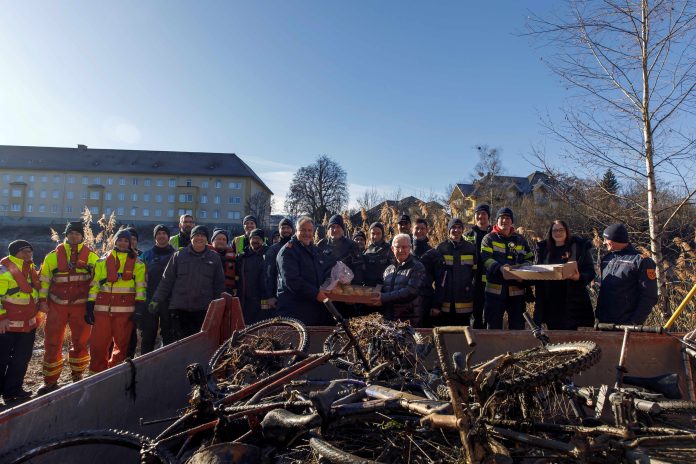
top-left (284, 155), bottom-right (349, 224)
top-left (528, 0), bottom-right (696, 315)
top-left (245, 191), bottom-right (272, 228)
top-left (356, 187), bottom-right (383, 211)
top-left (473, 145), bottom-right (505, 209)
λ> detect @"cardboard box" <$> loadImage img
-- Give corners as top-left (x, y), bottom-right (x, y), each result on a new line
top-left (326, 284), bottom-right (381, 304)
top-left (502, 261), bottom-right (578, 281)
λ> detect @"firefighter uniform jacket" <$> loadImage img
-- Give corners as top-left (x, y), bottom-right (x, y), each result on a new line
top-left (435, 239), bottom-right (478, 313)
top-left (596, 244), bottom-right (658, 324)
top-left (88, 250), bottom-right (146, 313)
top-left (0, 255), bottom-right (40, 332)
top-left (480, 229), bottom-right (533, 298)
top-left (360, 241), bottom-right (393, 286)
top-left (39, 242), bottom-right (98, 306)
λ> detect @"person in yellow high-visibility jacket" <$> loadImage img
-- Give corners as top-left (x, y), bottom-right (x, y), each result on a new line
top-left (0, 240), bottom-right (40, 405)
top-left (37, 221), bottom-right (99, 395)
top-left (86, 229), bottom-right (146, 374)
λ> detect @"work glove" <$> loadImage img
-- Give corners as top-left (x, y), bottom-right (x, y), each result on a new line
top-left (148, 301), bottom-right (160, 316)
top-left (84, 301), bottom-right (95, 325)
top-left (132, 301), bottom-right (146, 323)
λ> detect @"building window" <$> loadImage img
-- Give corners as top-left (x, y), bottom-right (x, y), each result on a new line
top-left (200, 210), bottom-right (207, 219)
top-left (39, 204), bottom-right (46, 213)
top-left (131, 193), bottom-right (138, 201)
top-left (28, 175), bottom-right (35, 182)
top-left (90, 191), bottom-right (100, 200)
top-left (168, 194), bottom-right (175, 203)
top-left (11, 203), bottom-right (21, 212)
top-left (11, 189), bottom-right (22, 198)
top-left (156, 179), bottom-right (163, 187)
top-left (228, 196), bottom-right (241, 204)
top-left (81, 191), bottom-right (88, 200)
top-left (117, 207), bottom-right (125, 216)
top-left (119, 177), bottom-right (126, 186)
top-left (65, 206), bottom-right (73, 214)
top-left (201, 180), bottom-right (208, 189)
top-left (107, 177), bottom-right (113, 185)
top-left (52, 190), bottom-right (60, 199)
top-left (200, 194), bottom-right (208, 204)
top-left (40, 190), bottom-right (48, 199)
top-left (155, 208), bottom-right (162, 217)
top-left (67, 176), bottom-right (75, 184)
top-left (178, 193), bottom-right (193, 203)
top-left (93, 176), bottom-right (101, 184)
top-left (0, 204), bottom-right (7, 212)
top-left (82, 176), bottom-right (88, 185)
top-left (186, 179), bottom-right (192, 187)
top-left (144, 178), bottom-right (151, 187)
top-left (41, 175), bottom-right (48, 182)
top-left (227, 211), bottom-right (241, 220)
top-left (105, 207), bottom-right (112, 215)
top-left (1, 189), bottom-right (8, 197)
top-left (167, 208), bottom-right (174, 218)
top-left (66, 191), bottom-right (73, 200)
top-left (214, 195), bottom-right (221, 204)
top-left (52, 204), bottom-right (59, 213)
top-left (2, 174), bottom-right (9, 182)
top-left (132, 178), bottom-right (138, 186)
top-left (53, 175), bottom-right (61, 183)
top-left (118, 192), bottom-right (125, 201)
top-left (155, 194), bottom-right (162, 202)
top-left (143, 208), bottom-right (150, 217)
top-left (213, 210), bottom-right (220, 219)
top-left (130, 207), bottom-right (137, 216)
top-left (177, 208), bottom-right (185, 216)
top-left (143, 193), bottom-right (150, 202)
top-left (215, 180), bottom-right (222, 189)
top-left (16, 175), bottom-right (23, 182)
top-left (228, 182), bottom-right (241, 190)
top-left (26, 204), bottom-right (33, 213)
top-left (105, 192), bottom-right (112, 201)
top-left (169, 179), bottom-right (176, 188)
top-left (27, 189), bottom-right (34, 198)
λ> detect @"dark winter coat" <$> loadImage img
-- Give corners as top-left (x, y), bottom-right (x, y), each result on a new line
top-left (381, 255), bottom-right (426, 327)
top-left (359, 240), bottom-right (393, 286)
top-left (465, 225), bottom-right (492, 289)
top-left (238, 245), bottom-right (270, 324)
top-left (277, 236), bottom-right (333, 326)
top-left (534, 237), bottom-right (595, 329)
top-left (154, 245), bottom-right (225, 312)
top-left (435, 238), bottom-right (477, 312)
top-left (412, 238), bottom-right (444, 310)
top-left (596, 244), bottom-right (658, 324)
top-left (480, 228), bottom-right (533, 298)
top-left (265, 236), bottom-right (291, 298)
top-left (141, 244), bottom-right (176, 303)
top-left (316, 236), bottom-right (363, 283)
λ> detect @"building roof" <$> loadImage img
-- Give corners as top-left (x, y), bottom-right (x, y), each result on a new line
top-left (0, 144), bottom-right (272, 194)
top-left (455, 171), bottom-right (549, 197)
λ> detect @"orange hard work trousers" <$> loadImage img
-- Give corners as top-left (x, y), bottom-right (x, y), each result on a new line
top-left (88, 312), bottom-right (134, 374)
top-left (42, 302), bottom-right (92, 384)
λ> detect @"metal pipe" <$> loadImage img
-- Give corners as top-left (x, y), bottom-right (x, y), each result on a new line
top-left (664, 282), bottom-right (696, 329)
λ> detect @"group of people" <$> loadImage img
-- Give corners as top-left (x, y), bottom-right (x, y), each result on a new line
top-left (0, 206), bottom-right (659, 406)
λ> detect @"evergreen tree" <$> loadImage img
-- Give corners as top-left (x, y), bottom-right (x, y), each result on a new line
top-left (599, 169), bottom-right (619, 196)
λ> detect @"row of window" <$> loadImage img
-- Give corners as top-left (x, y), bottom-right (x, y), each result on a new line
top-left (2, 188), bottom-right (242, 204)
top-left (1, 203), bottom-right (243, 220)
top-left (1, 174), bottom-right (243, 190)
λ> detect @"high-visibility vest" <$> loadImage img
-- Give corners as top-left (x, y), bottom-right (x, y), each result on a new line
top-left (89, 250), bottom-right (146, 313)
top-left (40, 243), bottom-right (96, 305)
top-left (0, 255), bottom-right (40, 333)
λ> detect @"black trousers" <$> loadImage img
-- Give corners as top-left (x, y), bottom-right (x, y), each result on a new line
top-left (170, 310), bottom-right (207, 342)
top-left (0, 330), bottom-right (36, 398)
top-left (137, 311), bottom-right (160, 354)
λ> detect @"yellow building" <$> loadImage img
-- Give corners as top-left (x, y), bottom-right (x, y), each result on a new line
top-left (0, 144), bottom-right (272, 226)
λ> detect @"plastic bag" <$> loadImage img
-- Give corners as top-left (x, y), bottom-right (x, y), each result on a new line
top-left (321, 261), bottom-right (354, 291)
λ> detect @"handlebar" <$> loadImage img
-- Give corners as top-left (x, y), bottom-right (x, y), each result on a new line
top-left (594, 323), bottom-right (664, 334)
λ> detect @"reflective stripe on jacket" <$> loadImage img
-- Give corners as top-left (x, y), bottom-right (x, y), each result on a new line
top-left (39, 243), bottom-right (98, 305)
top-left (480, 230), bottom-right (532, 297)
top-left (89, 250), bottom-right (146, 313)
top-left (435, 239), bottom-right (477, 313)
top-left (0, 255), bottom-right (40, 332)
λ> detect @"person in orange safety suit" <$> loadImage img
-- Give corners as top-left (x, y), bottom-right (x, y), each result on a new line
top-left (36, 221), bottom-right (98, 395)
top-left (85, 229), bottom-right (146, 374)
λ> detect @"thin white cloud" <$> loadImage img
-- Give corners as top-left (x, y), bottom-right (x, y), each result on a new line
top-left (102, 117), bottom-right (142, 145)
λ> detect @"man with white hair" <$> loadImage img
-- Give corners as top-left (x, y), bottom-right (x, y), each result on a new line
top-left (371, 233), bottom-right (426, 327)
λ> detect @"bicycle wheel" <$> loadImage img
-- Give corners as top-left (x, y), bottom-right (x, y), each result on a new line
top-left (323, 313), bottom-right (431, 380)
top-left (492, 341), bottom-right (601, 393)
top-left (209, 317), bottom-right (309, 386)
top-left (0, 429), bottom-right (175, 464)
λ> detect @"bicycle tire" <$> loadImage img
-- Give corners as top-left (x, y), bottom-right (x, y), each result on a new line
top-left (209, 316), bottom-right (309, 382)
top-left (1, 429), bottom-right (175, 464)
top-left (310, 436), bottom-right (382, 464)
top-left (494, 341), bottom-right (601, 393)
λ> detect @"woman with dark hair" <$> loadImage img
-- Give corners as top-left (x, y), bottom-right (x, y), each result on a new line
top-left (533, 220), bottom-right (596, 330)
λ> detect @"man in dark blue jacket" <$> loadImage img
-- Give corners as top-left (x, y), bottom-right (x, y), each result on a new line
top-left (265, 217), bottom-right (294, 310)
top-left (596, 223), bottom-right (658, 324)
top-left (277, 217), bottom-right (333, 326)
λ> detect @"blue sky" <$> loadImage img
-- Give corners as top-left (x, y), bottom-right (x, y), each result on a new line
top-left (0, 1), bottom-right (565, 212)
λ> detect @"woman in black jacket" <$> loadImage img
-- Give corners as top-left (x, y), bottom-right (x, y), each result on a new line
top-left (534, 220), bottom-right (596, 330)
